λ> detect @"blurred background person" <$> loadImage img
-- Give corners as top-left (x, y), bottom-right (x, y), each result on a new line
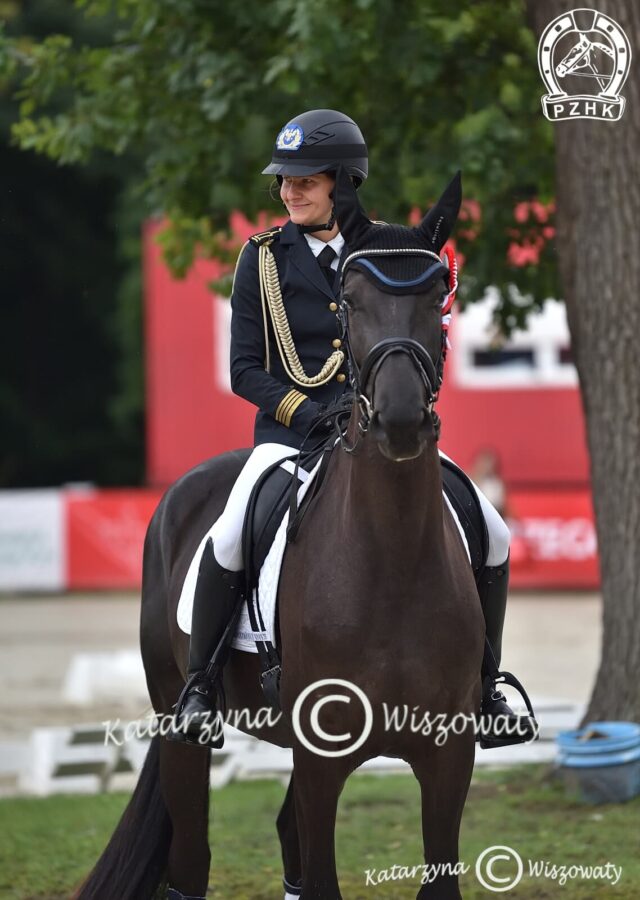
top-left (471, 447), bottom-right (507, 519)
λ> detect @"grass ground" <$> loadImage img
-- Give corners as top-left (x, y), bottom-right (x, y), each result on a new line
top-left (0, 765), bottom-right (637, 899)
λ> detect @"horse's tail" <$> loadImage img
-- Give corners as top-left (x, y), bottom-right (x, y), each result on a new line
top-left (72, 734), bottom-right (171, 900)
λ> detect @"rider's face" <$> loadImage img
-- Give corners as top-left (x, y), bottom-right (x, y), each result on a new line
top-left (280, 173), bottom-right (334, 228)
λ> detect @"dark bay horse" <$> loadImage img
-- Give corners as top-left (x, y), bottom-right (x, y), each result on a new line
top-left (74, 169), bottom-right (484, 900)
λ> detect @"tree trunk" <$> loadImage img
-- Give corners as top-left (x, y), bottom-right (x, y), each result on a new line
top-left (525, 0), bottom-right (640, 721)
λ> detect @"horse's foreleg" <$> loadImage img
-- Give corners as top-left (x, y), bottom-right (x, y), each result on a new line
top-left (159, 738), bottom-right (212, 898)
top-left (277, 772), bottom-right (303, 898)
top-left (293, 748), bottom-right (349, 900)
top-left (411, 735), bottom-right (475, 900)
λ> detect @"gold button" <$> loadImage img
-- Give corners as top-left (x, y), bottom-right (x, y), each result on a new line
top-left (332, 338), bottom-right (342, 349)
top-left (329, 302), bottom-right (338, 312)
top-left (336, 373), bottom-right (346, 383)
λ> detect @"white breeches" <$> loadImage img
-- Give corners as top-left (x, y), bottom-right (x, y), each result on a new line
top-left (213, 443), bottom-right (298, 571)
top-left (212, 444), bottom-right (510, 572)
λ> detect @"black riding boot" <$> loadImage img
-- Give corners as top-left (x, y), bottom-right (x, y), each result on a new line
top-left (169, 538), bottom-right (245, 749)
top-left (477, 556), bottom-right (538, 749)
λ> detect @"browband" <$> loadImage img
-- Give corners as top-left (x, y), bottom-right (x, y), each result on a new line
top-left (341, 247), bottom-right (443, 276)
top-left (350, 257), bottom-right (446, 290)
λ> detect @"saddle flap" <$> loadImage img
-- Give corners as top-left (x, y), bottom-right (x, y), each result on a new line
top-left (243, 461), bottom-right (305, 587)
top-left (241, 442), bottom-right (329, 595)
top-left (440, 457), bottom-right (489, 574)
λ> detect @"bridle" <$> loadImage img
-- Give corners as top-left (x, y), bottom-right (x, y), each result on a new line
top-left (336, 247), bottom-right (456, 452)
top-left (286, 245), bottom-right (457, 540)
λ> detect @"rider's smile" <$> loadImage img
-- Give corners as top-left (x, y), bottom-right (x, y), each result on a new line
top-left (280, 174), bottom-right (335, 232)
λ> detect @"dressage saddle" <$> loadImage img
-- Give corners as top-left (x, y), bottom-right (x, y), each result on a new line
top-left (243, 446), bottom-right (489, 597)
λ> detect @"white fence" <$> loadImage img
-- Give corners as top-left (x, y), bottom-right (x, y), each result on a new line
top-left (12, 698), bottom-right (580, 797)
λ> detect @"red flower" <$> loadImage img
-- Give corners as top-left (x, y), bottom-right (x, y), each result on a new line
top-left (530, 200), bottom-right (550, 223)
top-left (508, 240), bottom-right (541, 266)
top-left (464, 199), bottom-right (482, 222)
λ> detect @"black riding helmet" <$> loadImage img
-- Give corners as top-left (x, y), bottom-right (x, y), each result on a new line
top-left (262, 109), bottom-right (368, 187)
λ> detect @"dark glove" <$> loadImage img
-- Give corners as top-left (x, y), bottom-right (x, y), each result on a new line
top-left (311, 404), bottom-right (336, 436)
top-left (291, 398), bottom-right (325, 436)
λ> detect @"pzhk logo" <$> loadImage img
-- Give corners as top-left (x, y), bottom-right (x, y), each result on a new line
top-left (537, 8), bottom-right (631, 122)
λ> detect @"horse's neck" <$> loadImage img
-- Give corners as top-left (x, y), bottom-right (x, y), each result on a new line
top-left (335, 413), bottom-right (446, 561)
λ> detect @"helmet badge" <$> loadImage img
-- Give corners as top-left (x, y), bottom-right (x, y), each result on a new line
top-left (276, 124), bottom-right (304, 151)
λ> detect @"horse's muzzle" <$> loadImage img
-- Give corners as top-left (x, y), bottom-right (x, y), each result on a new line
top-left (369, 406), bottom-right (432, 461)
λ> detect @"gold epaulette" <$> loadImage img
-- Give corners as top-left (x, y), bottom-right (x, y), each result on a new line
top-left (249, 226), bottom-right (282, 247)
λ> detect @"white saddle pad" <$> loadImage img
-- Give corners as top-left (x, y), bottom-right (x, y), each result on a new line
top-left (176, 457), bottom-right (470, 655)
top-left (177, 456), bottom-right (323, 653)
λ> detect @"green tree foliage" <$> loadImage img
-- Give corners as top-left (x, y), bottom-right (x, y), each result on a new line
top-left (1, 0), bottom-right (558, 333)
top-left (0, 1), bottom-right (144, 486)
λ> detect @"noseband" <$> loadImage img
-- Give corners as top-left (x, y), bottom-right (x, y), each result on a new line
top-left (337, 248), bottom-right (453, 447)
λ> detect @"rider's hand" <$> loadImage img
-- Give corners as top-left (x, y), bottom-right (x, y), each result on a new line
top-left (311, 404), bottom-right (335, 434)
top-left (291, 398), bottom-right (325, 436)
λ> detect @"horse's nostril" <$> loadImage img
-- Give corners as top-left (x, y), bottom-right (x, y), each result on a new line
top-left (376, 409), bottom-right (426, 434)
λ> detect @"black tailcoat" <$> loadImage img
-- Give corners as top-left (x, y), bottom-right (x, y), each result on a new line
top-left (230, 220), bottom-right (349, 448)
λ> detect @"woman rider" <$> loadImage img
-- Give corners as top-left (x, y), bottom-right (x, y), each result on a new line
top-left (171, 109), bottom-right (536, 750)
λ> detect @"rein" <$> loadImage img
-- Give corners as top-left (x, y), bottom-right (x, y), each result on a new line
top-left (336, 248), bottom-right (454, 452)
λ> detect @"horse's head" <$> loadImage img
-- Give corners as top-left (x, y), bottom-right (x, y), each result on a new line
top-left (556, 34), bottom-right (591, 77)
top-left (334, 167), bottom-right (461, 462)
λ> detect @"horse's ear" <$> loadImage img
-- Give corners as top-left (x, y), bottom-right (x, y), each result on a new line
top-left (333, 165), bottom-right (372, 249)
top-left (415, 170), bottom-right (462, 253)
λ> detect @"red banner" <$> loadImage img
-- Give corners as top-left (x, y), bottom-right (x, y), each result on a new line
top-left (61, 487), bottom-right (599, 591)
top-left (508, 490), bottom-right (599, 588)
top-left (66, 489), bottom-right (162, 589)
